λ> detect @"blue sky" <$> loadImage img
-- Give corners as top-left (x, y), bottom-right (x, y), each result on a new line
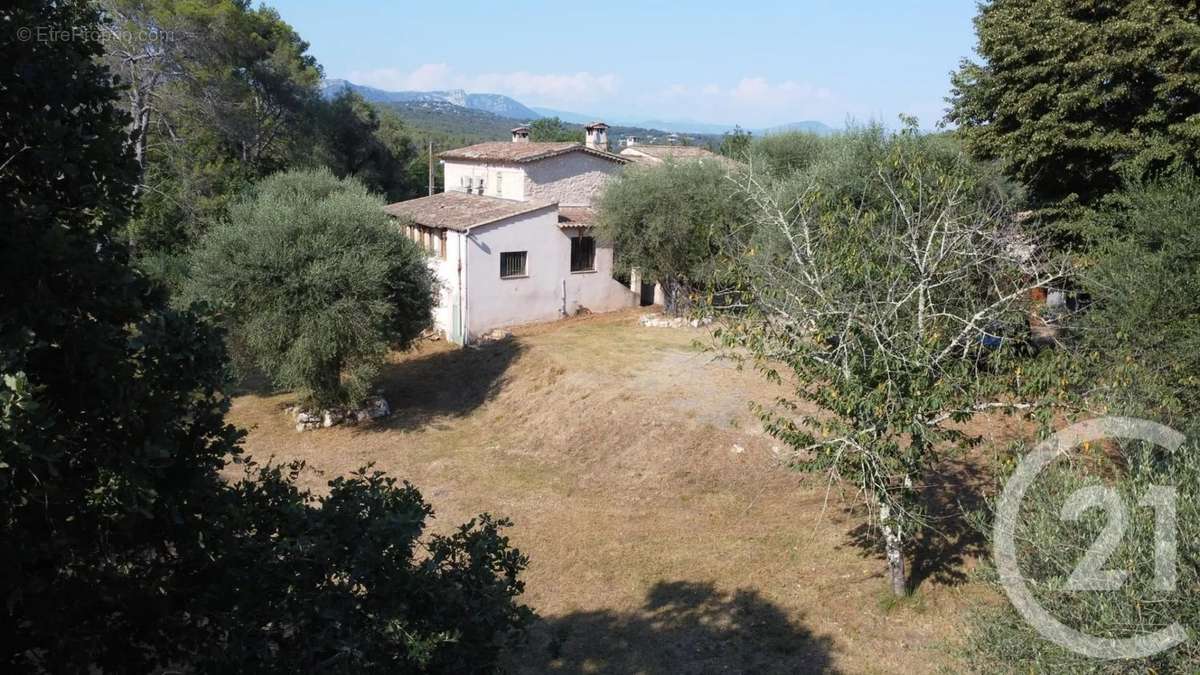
top-left (268, 0), bottom-right (980, 129)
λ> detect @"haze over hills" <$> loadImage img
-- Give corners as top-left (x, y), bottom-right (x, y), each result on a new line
top-left (323, 79), bottom-right (836, 137)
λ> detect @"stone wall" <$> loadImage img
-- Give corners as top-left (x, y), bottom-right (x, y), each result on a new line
top-left (524, 152), bottom-right (623, 207)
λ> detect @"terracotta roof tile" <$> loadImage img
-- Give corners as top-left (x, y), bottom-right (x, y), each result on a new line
top-left (557, 207), bottom-right (596, 227)
top-left (384, 192), bottom-right (554, 231)
top-left (619, 145), bottom-right (734, 166)
top-left (439, 141), bottom-right (628, 164)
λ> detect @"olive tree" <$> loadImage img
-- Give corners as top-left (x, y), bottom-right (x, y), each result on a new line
top-left (595, 159), bottom-right (746, 314)
top-left (717, 127), bottom-right (1065, 595)
top-left (187, 168), bottom-right (435, 408)
top-left (3, 6), bottom-right (530, 668)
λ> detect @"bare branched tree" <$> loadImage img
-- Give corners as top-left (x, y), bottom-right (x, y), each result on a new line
top-left (716, 129), bottom-right (1068, 595)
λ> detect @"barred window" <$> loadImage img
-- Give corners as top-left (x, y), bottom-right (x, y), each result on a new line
top-left (500, 251), bottom-right (527, 279)
top-left (570, 236), bottom-right (595, 272)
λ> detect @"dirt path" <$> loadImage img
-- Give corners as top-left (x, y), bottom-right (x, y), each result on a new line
top-left (228, 309), bottom-right (996, 673)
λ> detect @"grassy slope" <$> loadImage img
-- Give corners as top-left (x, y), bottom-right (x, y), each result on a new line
top-left (227, 310), bottom-right (1027, 673)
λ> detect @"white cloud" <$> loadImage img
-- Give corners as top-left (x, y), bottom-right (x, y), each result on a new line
top-left (650, 76), bottom-right (847, 127)
top-left (346, 63), bottom-right (619, 108)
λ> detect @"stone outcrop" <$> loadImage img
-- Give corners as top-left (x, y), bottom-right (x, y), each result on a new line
top-left (288, 395), bottom-right (392, 432)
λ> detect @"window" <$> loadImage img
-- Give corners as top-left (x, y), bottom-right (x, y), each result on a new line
top-left (500, 251), bottom-right (527, 279)
top-left (570, 236), bottom-right (595, 272)
top-left (402, 224), bottom-right (447, 260)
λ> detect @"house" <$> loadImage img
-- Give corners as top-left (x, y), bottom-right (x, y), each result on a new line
top-left (385, 122), bottom-right (637, 344)
top-left (619, 144), bottom-right (731, 167)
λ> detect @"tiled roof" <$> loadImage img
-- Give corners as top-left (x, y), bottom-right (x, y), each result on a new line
top-left (384, 191), bottom-right (554, 231)
top-left (619, 145), bottom-right (731, 164)
top-left (439, 141), bottom-right (628, 164)
top-left (557, 207), bottom-right (596, 228)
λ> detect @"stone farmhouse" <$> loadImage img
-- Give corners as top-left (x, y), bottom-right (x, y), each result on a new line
top-left (385, 122), bottom-right (643, 345)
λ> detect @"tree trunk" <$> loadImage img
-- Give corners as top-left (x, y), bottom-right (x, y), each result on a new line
top-left (880, 503), bottom-right (907, 597)
top-left (662, 278), bottom-right (689, 316)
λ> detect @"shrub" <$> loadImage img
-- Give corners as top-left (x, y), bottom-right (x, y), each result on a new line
top-left (1075, 173), bottom-right (1200, 426)
top-left (966, 438), bottom-right (1200, 672)
top-left (196, 462), bottom-right (532, 672)
top-left (187, 168), bottom-right (435, 408)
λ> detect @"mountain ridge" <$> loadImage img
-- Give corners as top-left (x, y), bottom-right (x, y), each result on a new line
top-left (323, 79), bottom-right (837, 137)
top-left (321, 79), bottom-right (541, 121)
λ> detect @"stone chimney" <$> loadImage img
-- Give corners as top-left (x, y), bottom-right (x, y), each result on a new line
top-left (511, 125), bottom-right (530, 143)
top-left (584, 121), bottom-right (609, 152)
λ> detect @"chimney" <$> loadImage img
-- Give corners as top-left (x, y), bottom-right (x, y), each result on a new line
top-left (511, 125), bottom-right (530, 143)
top-left (584, 121), bottom-right (609, 152)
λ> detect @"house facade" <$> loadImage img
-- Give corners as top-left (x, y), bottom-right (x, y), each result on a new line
top-left (385, 122), bottom-right (637, 344)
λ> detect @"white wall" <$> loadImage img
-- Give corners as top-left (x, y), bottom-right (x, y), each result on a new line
top-left (444, 152), bottom-right (622, 206)
top-left (429, 230), bottom-right (464, 342)
top-left (524, 152), bottom-right (623, 206)
top-left (443, 161), bottom-right (527, 200)
top-left (462, 208), bottom-right (635, 341)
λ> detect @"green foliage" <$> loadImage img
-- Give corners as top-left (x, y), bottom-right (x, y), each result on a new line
top-left (714, 125), bottom-right (1057, 593)
top-left (104, 0), bottom-right (326, 257)
top-left (948, 0), bottom-right (1200, 235)
top-left (719, 126), bottom-right (753, 160)
top-left (751, 131), bottom-right (832, 176)
top-left (316, 90), bottom-right (421, 201)
top-left (1, 0), bottom-right (243, 666)
top-left (966, 440), bottom-right (1200, 672)
top-left (1074, 173), bottom-right (1200, 425)
top-left (966, 174), bottom-right (1200, 671)
top-left (3, 5), bottom-right (529, 670)
top-left (197, 462), bottom-right (532, 672)
top-left (529, 116), bottom-right (583, 142)
top-left (187, 168), bottom-right (435, 408)
top-left (594, 159), bottom-right (748, 313)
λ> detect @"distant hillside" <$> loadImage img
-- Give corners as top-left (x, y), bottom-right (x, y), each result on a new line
top-left (325, 79), bottom-right (836, 139)
top-left (322, 79), bottom-right (540, 121)
top-left (377, 99), bottom-right (721, 150)
top-left (380, 101), bottom-right (515, 145)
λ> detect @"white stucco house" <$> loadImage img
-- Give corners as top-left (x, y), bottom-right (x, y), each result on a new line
top-left (385, 122), bottom-right (639, 345)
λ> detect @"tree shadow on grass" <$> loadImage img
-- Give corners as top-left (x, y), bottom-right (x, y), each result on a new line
top-left (512, 580), bottom-right (839, 674)
top-left (843, 457), bottom-right (990, 593)
top-left (361, 337), bottom-right (525, 432)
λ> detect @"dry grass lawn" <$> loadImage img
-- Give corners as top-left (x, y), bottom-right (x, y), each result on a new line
top-left (228, 309), bottom-right (1020, 674)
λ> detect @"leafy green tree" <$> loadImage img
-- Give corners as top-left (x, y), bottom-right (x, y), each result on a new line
top-left (529, 116), bottom-right (581, 142)
top-left (715, 126), bottom-right (1063, 595)
top-left (102, 0), bottom-right (324, 257)
top-left (317, 89), bottom-right (420, 200)
top-left (594, 159), bottom-right (747, 314)
top-left (2, 0), bottom-right (241, 667)
top-left (2, 4), bottom-right (529, 670)
top-left (947, 0), bottom-right (1200, 234)
top-left (719, 125), bottom-right (752, 160)
top-left (1075, 173), bottom-right (1200, 426)
top-left (187, 168), bottom-right (435, 408)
